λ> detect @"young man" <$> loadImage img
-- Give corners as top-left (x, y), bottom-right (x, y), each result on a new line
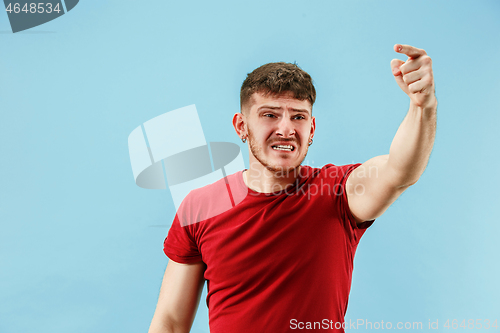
top-left (148, 44), bottom-right (437, 332)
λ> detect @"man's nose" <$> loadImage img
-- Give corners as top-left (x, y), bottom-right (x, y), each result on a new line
top-left (276, 116), bottom-right (295, 138)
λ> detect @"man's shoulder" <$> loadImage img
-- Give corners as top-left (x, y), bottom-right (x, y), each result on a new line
top-left (176, 170), bottom-right (246, 226)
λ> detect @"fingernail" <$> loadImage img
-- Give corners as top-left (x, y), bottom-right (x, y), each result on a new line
top-left (397, 45), bottom-right (402, 52)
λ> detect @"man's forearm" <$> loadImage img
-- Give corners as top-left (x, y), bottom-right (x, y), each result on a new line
top-left (384, 44), bottom-right (437, 187)
top-left (387, 100), bottom-right (437, 187)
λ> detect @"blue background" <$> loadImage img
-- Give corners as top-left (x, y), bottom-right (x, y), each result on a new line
top-left (1, 1), bottom-right (499, 332)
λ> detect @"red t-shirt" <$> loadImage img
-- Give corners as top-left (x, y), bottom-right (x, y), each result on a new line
top-left (163, 164), bottom-right (373, 332)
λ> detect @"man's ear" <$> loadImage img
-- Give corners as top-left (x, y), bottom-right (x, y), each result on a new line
top-left (232, 112), bottom-right (247, 139)
top-left (309, 116), bottom-right (316, 140)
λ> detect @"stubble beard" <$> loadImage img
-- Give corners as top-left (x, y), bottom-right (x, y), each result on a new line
top-left (247, 127), bottom-right (308, 176)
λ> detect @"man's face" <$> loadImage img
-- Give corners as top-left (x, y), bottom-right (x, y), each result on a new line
top-left (243, 91), bottom-right (315, 174)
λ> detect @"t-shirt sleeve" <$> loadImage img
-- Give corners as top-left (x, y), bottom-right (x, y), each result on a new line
top-left (324, 163), bottom-right (375, 244)
top-left (163, 213), bottom-right (203, 264)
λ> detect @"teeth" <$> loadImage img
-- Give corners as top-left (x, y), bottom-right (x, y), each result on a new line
top-left (272, 145), bottom-right (294, 151)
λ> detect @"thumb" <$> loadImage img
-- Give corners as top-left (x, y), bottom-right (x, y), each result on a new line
top-left (390, 59), bottom-right (405, 76)
top-left (390, 59), bottom-right (407, 93)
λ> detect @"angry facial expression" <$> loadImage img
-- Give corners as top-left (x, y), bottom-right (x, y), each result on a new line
top-left (243, 92), bottom-right (315, 174)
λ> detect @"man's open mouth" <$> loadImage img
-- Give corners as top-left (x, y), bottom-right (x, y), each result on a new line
top-left (271, 145), bottom-right (295, 152)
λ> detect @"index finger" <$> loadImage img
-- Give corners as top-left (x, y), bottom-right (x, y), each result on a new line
top-left (394, 44), bottom-right (427, 58)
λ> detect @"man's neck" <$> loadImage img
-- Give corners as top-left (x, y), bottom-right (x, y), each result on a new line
top-left (243, 165), bottom-right (301, 193)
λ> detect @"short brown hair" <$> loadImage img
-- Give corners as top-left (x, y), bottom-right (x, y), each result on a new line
top-left (240, 62), bottom-right (316, 112)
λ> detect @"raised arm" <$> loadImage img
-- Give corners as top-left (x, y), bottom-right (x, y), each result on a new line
top-left (346, 44), bottom-right (437, 223)
top-left (148, 260), bottom-right (206, 333)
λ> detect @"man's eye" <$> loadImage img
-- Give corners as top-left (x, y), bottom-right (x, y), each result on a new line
top-left (264, 114), bottom-right (276, 118)
top-left (293, 115), bottom-right (305, 120)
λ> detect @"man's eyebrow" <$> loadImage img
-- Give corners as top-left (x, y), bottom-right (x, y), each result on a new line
top-left (258, 105), bottom-right (311, 114)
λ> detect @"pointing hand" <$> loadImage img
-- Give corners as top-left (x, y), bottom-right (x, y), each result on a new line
top-left (391, 44), bottom-right (437, 109)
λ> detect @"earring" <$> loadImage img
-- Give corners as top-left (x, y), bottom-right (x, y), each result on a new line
top-left (241, 136), bottom-right (247, 143)
top-left (308, 139), bottom-right (313, 146)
